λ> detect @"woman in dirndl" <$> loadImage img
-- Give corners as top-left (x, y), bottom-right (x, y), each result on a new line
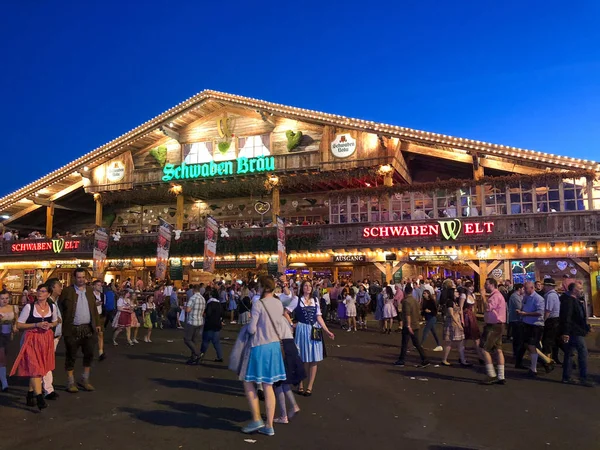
top-left (112, 290), bottom-right (134, 346)
top-left (285, 280), bottom-right (335, 397)
top-left (461, 281), bottom-right (484, 364)
top-left (241, 276), bottom-right (287, 437)
top-left (441, 288), bottom-right (470, 367)
top-left (142, 295), bottom-right (156, 343)
top-left (10, 284), bottom-right (58, 410)
top-left (337, 288), bottom-right (348, 330)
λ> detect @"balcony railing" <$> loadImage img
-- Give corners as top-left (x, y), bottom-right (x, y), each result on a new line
top-left (1, 211), bottom-right (598, 260)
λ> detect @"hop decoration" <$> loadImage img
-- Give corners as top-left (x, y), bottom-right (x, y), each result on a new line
top-left (220, 226), bottom-right (230, 238)
top-left (285, 130), bottom-right (303, 151)
top-left (174, 230), bottom-right (182, 240)
top-left (149, 145), bottom-right (168, 167)
top-left (112, 231), bottom-right (121, 242)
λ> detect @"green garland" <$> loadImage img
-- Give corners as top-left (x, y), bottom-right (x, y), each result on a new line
top-left (106, 231), bottom-right (321, 258)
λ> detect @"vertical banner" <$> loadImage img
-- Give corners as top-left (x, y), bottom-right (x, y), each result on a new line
top-left (156, 218), bottom-right (173, 281)
top-left (276, 215), bottom-right (286, 274)
top-left (93, 227), bottom-right (109, 279)
top-left (203, 216), bottom-right (218, 273)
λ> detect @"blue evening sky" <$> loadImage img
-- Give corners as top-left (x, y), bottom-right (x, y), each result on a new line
top-left (1, 1), bottom-right (599, 197)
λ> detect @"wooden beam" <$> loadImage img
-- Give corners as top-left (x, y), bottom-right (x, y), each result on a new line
top-left (159, 126), bottom-right (180, 142)
top-left (479, 157), bottom-right (543, 175)
top-left (402, 142), bottom-right (473, 164)
top-left (46, 202), bottom-right (54, 237)
top-left (572, 257), bottom-right (590, 274)
top-left (465, 261), bottom-right (480, 274)
top-left (2, 204), bottom-right (42, 225)
top-left (393, 141), bottom-right (412, 184)
top-left (49, 180), bottom-right (84, 201)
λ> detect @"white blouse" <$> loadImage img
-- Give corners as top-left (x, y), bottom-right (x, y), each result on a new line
top-left (18, 303), bottom-right (58, 323)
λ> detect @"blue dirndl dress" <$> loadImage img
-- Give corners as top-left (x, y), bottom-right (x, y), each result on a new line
top-left (294, 299), bottom-right (324, 363)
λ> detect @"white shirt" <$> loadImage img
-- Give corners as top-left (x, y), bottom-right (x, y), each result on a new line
top-left (412, 209), bottom-right (429, 220)
top-left (286, 296), bottom-right (322, 316)
top-left (444, 206), bottom-right (457, 218)
top-left (3, 231), bottom-right (12, 241)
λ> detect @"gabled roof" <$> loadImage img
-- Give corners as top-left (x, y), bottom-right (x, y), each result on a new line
top-left (1, 89), bottom-right (598, 215)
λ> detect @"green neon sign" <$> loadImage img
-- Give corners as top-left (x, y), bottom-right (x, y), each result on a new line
top-left (162, 156), bottom-right (275, 182)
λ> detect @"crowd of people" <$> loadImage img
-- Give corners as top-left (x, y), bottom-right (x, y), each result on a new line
top-left (1, 268), bottom-right (594, 437)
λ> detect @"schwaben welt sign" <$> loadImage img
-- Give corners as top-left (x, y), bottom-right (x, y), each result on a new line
top-left (162, 156), bottom-right (275, 182)
top-left (363, 219), bottom-right (494, 241)
top-left (11, 239), bottom-right (81, 254)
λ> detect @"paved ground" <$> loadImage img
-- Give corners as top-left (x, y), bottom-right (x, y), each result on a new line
top-left (1, 320), bottom-right (599, 450)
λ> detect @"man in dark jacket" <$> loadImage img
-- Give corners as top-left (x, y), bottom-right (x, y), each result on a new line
top-left (559, 282), bottom-right (593, 387)
top-left (200, 289), bottom-right (224, 362)
top-left (394, 284), bottom-right (430, 368)
top-left (59, 268), bottom-right (101, 393)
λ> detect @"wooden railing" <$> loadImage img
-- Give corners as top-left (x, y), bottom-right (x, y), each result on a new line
top-left (1, 211), bottom-right (598, 259)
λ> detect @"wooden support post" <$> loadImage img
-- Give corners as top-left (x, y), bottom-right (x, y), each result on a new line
top-left (479, 260), bottom-right (489, 293)
top-left (46, 202), bottom-right (54, 237)
top-left (383, 171), bottom-right (393, 187)
top-left (473, 159), bottom-right (485, 215)
top-left (272, 186), bottom-right (280, 224)
top-left (94, 194), bottom-right (103, 227)
top-left (176, 194), bottom-right (184, 230)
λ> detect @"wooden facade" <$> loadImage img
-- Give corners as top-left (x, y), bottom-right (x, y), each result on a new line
top-left (0, 89), bottom-right (599, 312)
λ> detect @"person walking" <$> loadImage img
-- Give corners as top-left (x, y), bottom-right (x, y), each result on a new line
top-left (344, 289), bottom-right (357, 332)
top-left (461, 282), bottom-right (484, 364)
top-left (382, 286), bottom-right (397, 334)
top-left (441, 288), bottom-right (470, 366)
top-left (199, 293), bottom-right (224, 362)
top-left (285, 280), bottom-right (335, 397)
top-left (394, 284), bottom-right (430, 368)
top-left (241, 276), bottom-right (288, 437)
top-left (560, 282), bottom-right (593, 386)
top-left (421, 289), bottom-right (442, 351)
top-left (508, 283), bottom-right (526, 369)
top-left (142, 295), bottom-right (156, 343)
top-left (356, 284), bottom-right (371, 330)
top-left (92, 280), bottom-right (107, 360)
top-left (519, 281), bottom-right (554, 377)
top-left (112, 290), bottom-right (134, 345)
top-left (42, 278), bottom-right (63, 400)
top-left (183, 285), bottom-right (206, 365)
top-left (542, 279), bottom-right (562, 363)
top-left (0, 289), bottom-right (19, 392)
top-left (480, 278), bottom-right (507, 385)
top-left (11, 284), bottom-right (59, 410)
top-left (59, 268), bottom-right (101, 393)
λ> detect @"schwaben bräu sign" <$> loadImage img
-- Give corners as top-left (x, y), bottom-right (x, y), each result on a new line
top-left (363, 219), bottom-right (494, 241)
top-left (162, 156), bottom-right (275, 182)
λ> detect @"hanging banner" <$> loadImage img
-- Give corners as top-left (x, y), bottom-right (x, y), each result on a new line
top-left (156, 218), bottom-right (173, 281)
top-left (203, 216), bottom-right (218, 273)
top-left (93, 227), bottom-right (109, 278)
top-left (276, 215), bottom-right (286, 274)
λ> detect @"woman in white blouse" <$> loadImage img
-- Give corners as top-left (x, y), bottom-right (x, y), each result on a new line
top-left (10, 284), bottom-right (58, 410)
top-left (112, 290), bottom-right (134, 346)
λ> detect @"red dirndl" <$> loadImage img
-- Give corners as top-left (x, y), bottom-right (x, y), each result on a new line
top-left (118, 310), bottom-right (132, 327)
top-left (10, 328), bottom-right (55, 377)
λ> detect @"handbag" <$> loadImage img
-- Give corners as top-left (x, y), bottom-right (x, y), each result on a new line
top-left (311, 326), bottom-right (323, 341)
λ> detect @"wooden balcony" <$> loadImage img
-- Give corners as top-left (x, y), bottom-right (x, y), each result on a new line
top-left (1, 211), bottom-right (598, 261)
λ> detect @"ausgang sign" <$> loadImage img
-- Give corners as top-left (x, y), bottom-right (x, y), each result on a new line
top-left (331, 134), bottom-right (357, 158)
top-left (363, 219), bottom-right (494, 241)
top-left (333, 255), bottom-right (366, 263)
top-left (162, 156), bottom-right (275, 182)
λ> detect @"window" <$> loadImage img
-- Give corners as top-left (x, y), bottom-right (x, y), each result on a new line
top-left (535, 181), bottom-right (560, 213)
top-left (413, 192), bottom-right (434, 219)
top-left (238, 134), bottom-right (270, 158)
top-left (459, 186), bottom-right (479, 217)
top-left (435, 190), bottom-right (458, 218)
top-left (329, 196), bottom-right (347, 224)
top-left (349, 196), bottom-right (368, 223)
top-left (509, 182), bottom-right (534, 214)
top-left (563, 178), bottom-right (586, 211)
top-left (484, 185), bottom-right (506, 216)
top-left (391, 193), bottom-right (411, 221)
top-left (592, 180), bottom-right (600, 210)
top-left (23, 270), bottom-right (36, 290)
top-left (183, 142), bottom-right (214, 164)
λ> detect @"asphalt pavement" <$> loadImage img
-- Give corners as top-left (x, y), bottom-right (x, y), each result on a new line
top-left (1, 320), bottom-right (599, 450)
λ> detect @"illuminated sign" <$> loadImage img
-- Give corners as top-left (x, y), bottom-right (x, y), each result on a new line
top-left (363, 219), bottom-right (494, 241)
top-left (106, 161), bottom-right (126, 182)
top-left (333, 255), bottom-right (366, 263)
top-left (331, 133), bottom-right (357, 158)
top-left (11, 239), bottom-right (81, 254)
top-left (409, 254), bottom-right (458, 262)
top-left (162, 156), bottom-right (275, 182)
